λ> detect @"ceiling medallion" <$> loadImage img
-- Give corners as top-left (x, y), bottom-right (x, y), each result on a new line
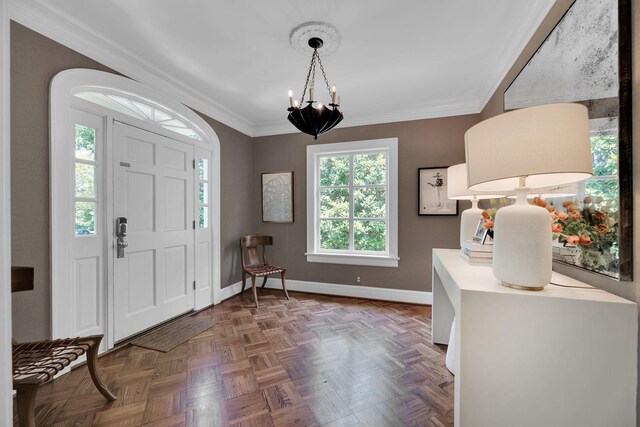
top-left (286, 22), bottom-right (343, 140)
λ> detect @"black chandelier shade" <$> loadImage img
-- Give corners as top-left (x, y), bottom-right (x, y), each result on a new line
top-left (287, 37), bottom-right (343, 139)
top-left (287, 104), bottom-right (343, 140)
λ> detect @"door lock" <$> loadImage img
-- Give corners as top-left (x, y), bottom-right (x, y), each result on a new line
top-left (116, 217), bottom-right (128, 258)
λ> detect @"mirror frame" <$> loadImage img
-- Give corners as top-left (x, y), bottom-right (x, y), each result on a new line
top-left (503, 0), bottom-right (633, 281)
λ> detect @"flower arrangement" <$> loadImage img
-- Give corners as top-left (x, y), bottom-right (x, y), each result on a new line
top-left (480, 198), bottom-right (510, 238)
top-left (546, 196), bottom-right (619, 274)
top-left (480, 195), bottom-right (619, 276)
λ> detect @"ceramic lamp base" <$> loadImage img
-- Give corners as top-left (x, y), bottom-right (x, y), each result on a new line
top-left (493, 190), bottom-right (551, 290)
top-left (460, 200), bottom-right (482, 247)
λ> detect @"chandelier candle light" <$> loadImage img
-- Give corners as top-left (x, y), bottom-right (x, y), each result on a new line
top-left (465, 103), bottom-right (592, 290)
top-left (446, 163), bottom-right (503, 247)
top-left (287, 36), bottom-right (343, 139)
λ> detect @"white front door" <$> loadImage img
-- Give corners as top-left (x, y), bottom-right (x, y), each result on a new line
top-left (113, 122), bottom-right (195, 341)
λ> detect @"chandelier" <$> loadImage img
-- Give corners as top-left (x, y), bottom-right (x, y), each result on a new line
top-left (287, 36), bottom-right (343, 139)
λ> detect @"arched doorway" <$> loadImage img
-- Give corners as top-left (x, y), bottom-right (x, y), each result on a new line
top-left (50, 69), bottom-right (221, 349)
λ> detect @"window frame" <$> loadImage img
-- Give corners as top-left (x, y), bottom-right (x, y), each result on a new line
top-left (306, 138), bottom-right (399, 267)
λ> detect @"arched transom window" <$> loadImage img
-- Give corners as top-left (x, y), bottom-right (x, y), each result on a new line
top-left (75, 90), bottom-right (203, 141)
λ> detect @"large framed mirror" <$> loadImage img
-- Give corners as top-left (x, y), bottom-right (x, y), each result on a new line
top-left (504, 0), bottom-right (632, 281)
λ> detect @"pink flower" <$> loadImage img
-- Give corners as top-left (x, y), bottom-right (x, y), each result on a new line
top-left (565, 235), bottom-right (580, 245)
top-left (483, 218), bottom-right (494, 229)
top-left (596, 224), bottom-right (609, 235)
top-left (533, 197), bottom-right (547, 208)
top-left (569, 211), bottom-right (582, 220)
top-left (550, 212), bottom-right (559, 221)
top-left (579, 235), bottom-right (592, 246)
top-left (562, 200), bottom-right (573, 208)
top-left (583, 197), bottom-right (592, 204)
top-left (592, 212), bottom-right (606, 223)
top-left (551, 223), bottom-right (562, 233)
top-left (481, 210), bottom-right (489, 219)
top-left (546, 205), bottom-right (555, 213)
top-left (557, 212), bottom-right (568, 220)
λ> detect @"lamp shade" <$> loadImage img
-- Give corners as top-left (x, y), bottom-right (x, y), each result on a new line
top-left (530, 182), bottom-right (579, 199)
top-left (447, 163), bottom-right (503, 200)
top-left (465, 103), bottom-right (592, 192)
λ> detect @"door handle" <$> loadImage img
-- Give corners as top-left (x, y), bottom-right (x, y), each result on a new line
top-left (116, 237), bottom-right (128, 259)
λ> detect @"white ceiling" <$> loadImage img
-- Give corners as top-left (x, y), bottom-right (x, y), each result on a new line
top-left (12, 0), bottom-right (556, 137)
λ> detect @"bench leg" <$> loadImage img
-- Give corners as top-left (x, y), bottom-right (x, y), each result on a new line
top-left (260, 275), bottom-right (268, 289)
top-left (78, 336), bottom-right (116, 402)
top-left (15, 382), bottom-right (38, 427)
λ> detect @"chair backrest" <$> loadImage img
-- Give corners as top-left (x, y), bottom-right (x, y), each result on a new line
top-left (240, 235), bottom-right (273, 267)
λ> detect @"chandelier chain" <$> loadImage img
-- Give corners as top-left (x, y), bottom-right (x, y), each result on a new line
top-left (316, 54), bottom-right (332, 96)
top-left (300, 49), bottom-right (316, 104)
top-left (299, 49), bottom-right (332, 105)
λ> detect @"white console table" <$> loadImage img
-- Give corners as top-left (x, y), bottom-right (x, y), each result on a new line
top-left (432, 248), bottom-right (637, 427)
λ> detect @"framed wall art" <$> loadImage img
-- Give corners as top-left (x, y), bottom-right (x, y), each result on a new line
top-left (418, 167), bottom-right (458, 216)
top-left (261, 171), bottom-right (294, 223)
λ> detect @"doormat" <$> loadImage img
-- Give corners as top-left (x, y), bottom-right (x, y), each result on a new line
top-left (130, 317), bottom-right (216, 352)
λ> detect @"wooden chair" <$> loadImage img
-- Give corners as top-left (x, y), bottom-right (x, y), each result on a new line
top-left (240, 235), bottom-right (290, 308)
top-left (12, 334), bottom-right (116, 427)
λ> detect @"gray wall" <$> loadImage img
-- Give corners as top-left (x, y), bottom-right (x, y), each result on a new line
top-left (252, 115), bottom-right (480, 292)
top-left (10, 22), bottom-right (253, 341)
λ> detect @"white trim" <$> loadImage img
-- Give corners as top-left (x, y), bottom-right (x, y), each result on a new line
top-left (477, 0), bottom-right (556, 111)
top-left (11, 0), bottom-right (253, 137)
top-left (10, 0), bottom-right (554, 138)
top-left (0, 0), bottom-right (11, 422)
top-left (50, 69), bottom-right (222, 348)
top-left (306, 138), bottom-right (398, 267)
top-left (305, 253), bottom-right (399, 268)
top-left (221, 279), bottom-right (432, 305)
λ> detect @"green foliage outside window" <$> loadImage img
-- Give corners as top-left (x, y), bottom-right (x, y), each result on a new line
top-left (75, 124), bottom-right (97, 235)
top-left (319, 152), bottom-right (387, 252)
top-left (585, 134), bottom-right (618, 203)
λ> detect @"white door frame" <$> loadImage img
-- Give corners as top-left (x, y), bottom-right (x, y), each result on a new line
top-left (0, 0), bottom-right (12, 422)
top-left (50, 69), bottom-right (221, 350)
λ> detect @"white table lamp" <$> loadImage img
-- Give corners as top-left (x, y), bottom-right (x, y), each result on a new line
top-left (465, 103), bottom-right (592, 290)
top-left (447, 163), bottom-right (503, 247)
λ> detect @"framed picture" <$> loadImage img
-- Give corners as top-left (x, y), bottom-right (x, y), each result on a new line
top-left (261, 171), bottom-right (294, 223)
top-left (472, 220), bottom-right (489, 244)
top-left (418, 167), bottom-right (458, 216)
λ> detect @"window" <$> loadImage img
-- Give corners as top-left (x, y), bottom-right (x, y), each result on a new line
top-left (74, 124), bottom-right (98, 235)
top-left (583, 118), bottom-right (618, 202)
top-left (75, 91), bottom-right (203, 141)
top-left (198, 158), bottom-right (209, 228)
top-left (306, 138), bottom-right (398, 267)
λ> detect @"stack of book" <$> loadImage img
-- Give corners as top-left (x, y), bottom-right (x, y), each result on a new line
top-left (552, 241), bottom-right (580, 263)
top-left (461, 240), bottom-right (493, 264)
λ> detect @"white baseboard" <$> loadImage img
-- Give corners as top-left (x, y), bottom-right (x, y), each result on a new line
top-left (219, 278), bottom-right (432, 305)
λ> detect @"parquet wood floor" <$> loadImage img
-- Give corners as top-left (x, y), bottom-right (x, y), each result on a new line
top-left (13, 290), bottom-right (454, 426)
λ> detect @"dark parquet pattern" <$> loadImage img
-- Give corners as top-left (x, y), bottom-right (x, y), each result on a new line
top-left (14, 290), bottom-right (454, 426)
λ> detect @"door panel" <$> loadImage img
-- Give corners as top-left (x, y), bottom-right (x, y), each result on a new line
top-left (114, 122), bottom-right (194, 341)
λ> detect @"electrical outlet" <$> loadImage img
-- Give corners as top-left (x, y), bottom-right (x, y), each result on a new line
top-left (356, 276), bottom-right (361, 284)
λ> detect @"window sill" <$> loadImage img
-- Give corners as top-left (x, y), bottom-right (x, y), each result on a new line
top-left (305, 252), bottom-right (399, 267)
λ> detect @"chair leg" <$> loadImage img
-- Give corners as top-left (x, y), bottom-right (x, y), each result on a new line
top-left (281, 270), bottom-right (290, 300)
top-left (260, 275), bottom-right (268, 289)
top-left (251, 275), bottom-right (259, 308)
top-left (78, 336), bottom-right (116, 402)
top-left (241, 271), bottom-right (247, 294)
top-left (15, 382), bottom-right (39, 427)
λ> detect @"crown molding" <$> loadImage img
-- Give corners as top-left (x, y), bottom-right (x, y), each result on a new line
top-left (11, 0), bottom-right (553, 138)
top-left (476, 0), bottom-right (556, 112)
top-left (252, 97), bottom-right (483, 137)
top-left (10, 0), bottom-right (254, 137)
